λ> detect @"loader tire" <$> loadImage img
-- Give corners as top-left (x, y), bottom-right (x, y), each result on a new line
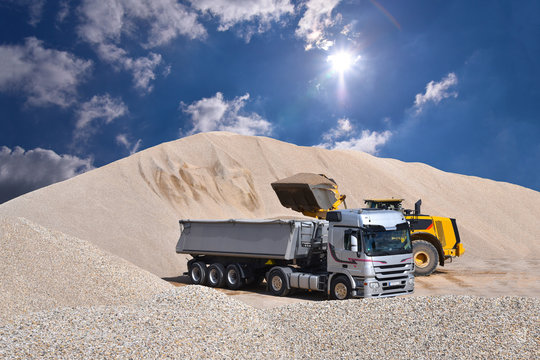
top-left (413, 240), bottom-right (438, 276)
top-left (207, 263), bottom-right (226, 288)
top-left (189, 261), bottom-right (207, 285)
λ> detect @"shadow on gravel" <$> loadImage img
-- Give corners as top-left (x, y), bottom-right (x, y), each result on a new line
top-left (162, 276), bottom-right (328, 302)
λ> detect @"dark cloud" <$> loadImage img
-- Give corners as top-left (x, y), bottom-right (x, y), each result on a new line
top-left (0, 146), bottom-right (93, 204)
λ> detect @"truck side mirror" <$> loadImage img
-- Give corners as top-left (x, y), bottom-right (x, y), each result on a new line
top-left (351, 235), bottom-right (358, 252)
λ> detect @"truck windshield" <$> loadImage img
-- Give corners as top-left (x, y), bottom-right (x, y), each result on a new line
top-left (362, 228), bottom-right (411, 256)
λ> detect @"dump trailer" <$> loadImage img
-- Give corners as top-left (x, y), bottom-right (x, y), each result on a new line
top-left (364, 199), bottom-right (465, 276)
top-left (177, 209), bottom-right (414, 299)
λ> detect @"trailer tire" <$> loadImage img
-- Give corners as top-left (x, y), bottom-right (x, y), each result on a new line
top-left (268, 269), bottom-right (290, 297)
top-left (189, 261), bottom-right (207, 285)
top-left (330, 275), bottom-right (352, 300)
top-left (207, 263), bottom-right (226, 288)
top-left (225, 264), bottom-right (244, 290)
top-left (413, 240), bottom-right (438, 276)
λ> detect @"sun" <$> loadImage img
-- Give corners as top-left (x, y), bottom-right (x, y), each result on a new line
top-left (327, 51), bottom-right (360, 74)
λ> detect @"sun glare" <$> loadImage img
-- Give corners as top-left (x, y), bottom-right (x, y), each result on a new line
top-left (327, 51), bottom-right (358, 74)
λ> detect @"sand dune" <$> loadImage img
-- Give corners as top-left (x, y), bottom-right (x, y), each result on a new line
top-left (1, 132), bottom-right (539, 281)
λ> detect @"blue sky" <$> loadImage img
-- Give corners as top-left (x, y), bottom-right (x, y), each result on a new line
top-left (1, 0), bottom-right (539, 203)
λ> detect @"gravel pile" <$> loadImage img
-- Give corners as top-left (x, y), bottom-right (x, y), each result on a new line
top-left (0, 286), bottom-right (537, 359)
top-left (0, 217), bottom-right (172, 320)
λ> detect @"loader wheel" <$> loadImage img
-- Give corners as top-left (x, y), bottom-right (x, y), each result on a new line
top-left (225, 264), bottom-right (244, 290)
top-left (189, 261), bottom-right (207, 285)
top-left (413, 240), bottom-right (438, 276)
top-left (330, 275), bottom-right (352, 300)
top-left (268, 269), bottom-right (290, 297)
top-left (207, 263), bottom-right (226, 288)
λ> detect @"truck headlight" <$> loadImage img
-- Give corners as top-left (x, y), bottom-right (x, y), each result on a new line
top-left (368, 282), bottom-right (380, 289)
top-left (408, 278), bottom-right (414, 285)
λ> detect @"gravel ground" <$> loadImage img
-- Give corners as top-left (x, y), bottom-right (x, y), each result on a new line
top-left (0, 286), bottom-right (537, 359)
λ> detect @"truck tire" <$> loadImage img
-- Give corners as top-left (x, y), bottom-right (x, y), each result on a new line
top-left (330, 275), bottom-right (352, 300)
top-left (268, 269), bottom-right (290, 297)
top-left (225, 264), bottom-right (244, 290)
top-left (189, 261), bottom-right (207, 285)
top-left (207, 263), bottom-right (226, 288)
top-left (413, 240), bottom-right (438, 276)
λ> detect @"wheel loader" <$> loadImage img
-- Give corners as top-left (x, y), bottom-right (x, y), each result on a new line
top-left (363, 199), bottom-right (464, 276)
top-left (271, 173), bottom-right (464, 276)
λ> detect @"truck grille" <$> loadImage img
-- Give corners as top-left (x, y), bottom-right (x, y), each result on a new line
top-left (374, 263), bottom-right (412, 281)
top-left (373, 263), bottom-right (412, 297)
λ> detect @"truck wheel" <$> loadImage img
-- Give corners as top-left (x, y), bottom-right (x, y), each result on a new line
top-left (413, 240), bottom-right (438, 276)
top-left (225, 264), bottom-right (244, 290)
top-left (330, 275), bottom-right (352, 300)
top-left (268, 269), bottom-right (290, 297)
top-left (189, 261), bottom-right (207, 285)
top-left (207, 263), bottom-right (226, 288)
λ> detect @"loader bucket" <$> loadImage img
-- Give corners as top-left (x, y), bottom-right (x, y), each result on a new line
top-left (271, 173), bottom-right (339, 214)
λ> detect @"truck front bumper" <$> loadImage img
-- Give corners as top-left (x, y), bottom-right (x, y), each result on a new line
top-left (356, 274), bottom-right (414, 298)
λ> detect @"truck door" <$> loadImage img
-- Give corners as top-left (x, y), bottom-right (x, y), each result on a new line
top-left (328, 227), bottom-right (361, 272)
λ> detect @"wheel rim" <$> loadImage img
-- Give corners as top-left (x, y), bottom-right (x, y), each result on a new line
top-left (227, 269), bottom-right (238, 285)
top-left (271, 275), bottom-right (283, 292)
top-left (209, 269), bottom-right (218, 284)
top-left (415, 251), bottom-right (429, 268)
top-left (192, 266), bottom-right (201, 282)
top-left (334, 282), bottom-right (348, 300)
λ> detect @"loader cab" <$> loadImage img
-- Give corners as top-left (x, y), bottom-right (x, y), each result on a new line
top-left (364, 199), bottom-right (404, 212)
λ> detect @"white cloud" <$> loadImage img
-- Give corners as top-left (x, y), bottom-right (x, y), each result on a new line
top-left (0, 37), bottom-right (92, 107)
top-left (124, 52), bottom-right (162, 92)
top-left (78, 0), bottom-right (206, 46)
top-left (76, 94), bottom-right (128, 132)
top-left (295, 0), bottom-right (341, 51)
top-left (330, 130), bottom-right (392, 154)
top-left (56, 0), bottom-right (71, 23)
top-left (190, 0), bottom-right (294, 38)
top-left (322, 118), bottom-right (352, 142)
top-left (414, 72), bottom-right (458, 114)
top-left (2, 0), bottom-right (45, 26)
top-left (0, 146), bottom-right (93, 204)
top-left (317, 119), bottom-right (391, 155)
top-left (77, 0), bottom-right (206, 92)
top-left (182, 92), bottom-right (272, 136)
top-left (116, 134), bottom-right (142, 155)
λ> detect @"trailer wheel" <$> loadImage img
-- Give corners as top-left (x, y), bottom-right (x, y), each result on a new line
top-left (225, 264), bottom-right (244, 290)
top-left (413, 240), bottom-right (438, 276)
top-left (188, 261), bottom-right (207, 285)
top-left (268, 269), bottom-right (290, 297)
top-left (330, 275), bottom-right (352, 300)
top-left (207, 263), bottom-right (226, 288)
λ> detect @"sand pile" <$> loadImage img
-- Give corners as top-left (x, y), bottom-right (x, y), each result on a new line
top-left (1, 132), bottom-right (538, 279)
top-left (0, 217), bottom-right (172, 320)
top-left (0, 286), bottom-right (537, 359)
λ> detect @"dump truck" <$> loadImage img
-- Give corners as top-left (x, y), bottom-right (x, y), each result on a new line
top-left (176, 208), bottom-right (414, 299)
top-left (364, 199), bottom-right (465, 276)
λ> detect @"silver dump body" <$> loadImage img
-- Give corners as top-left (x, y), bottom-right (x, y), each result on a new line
top-left (176, 219), bottom-right (327, 260)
